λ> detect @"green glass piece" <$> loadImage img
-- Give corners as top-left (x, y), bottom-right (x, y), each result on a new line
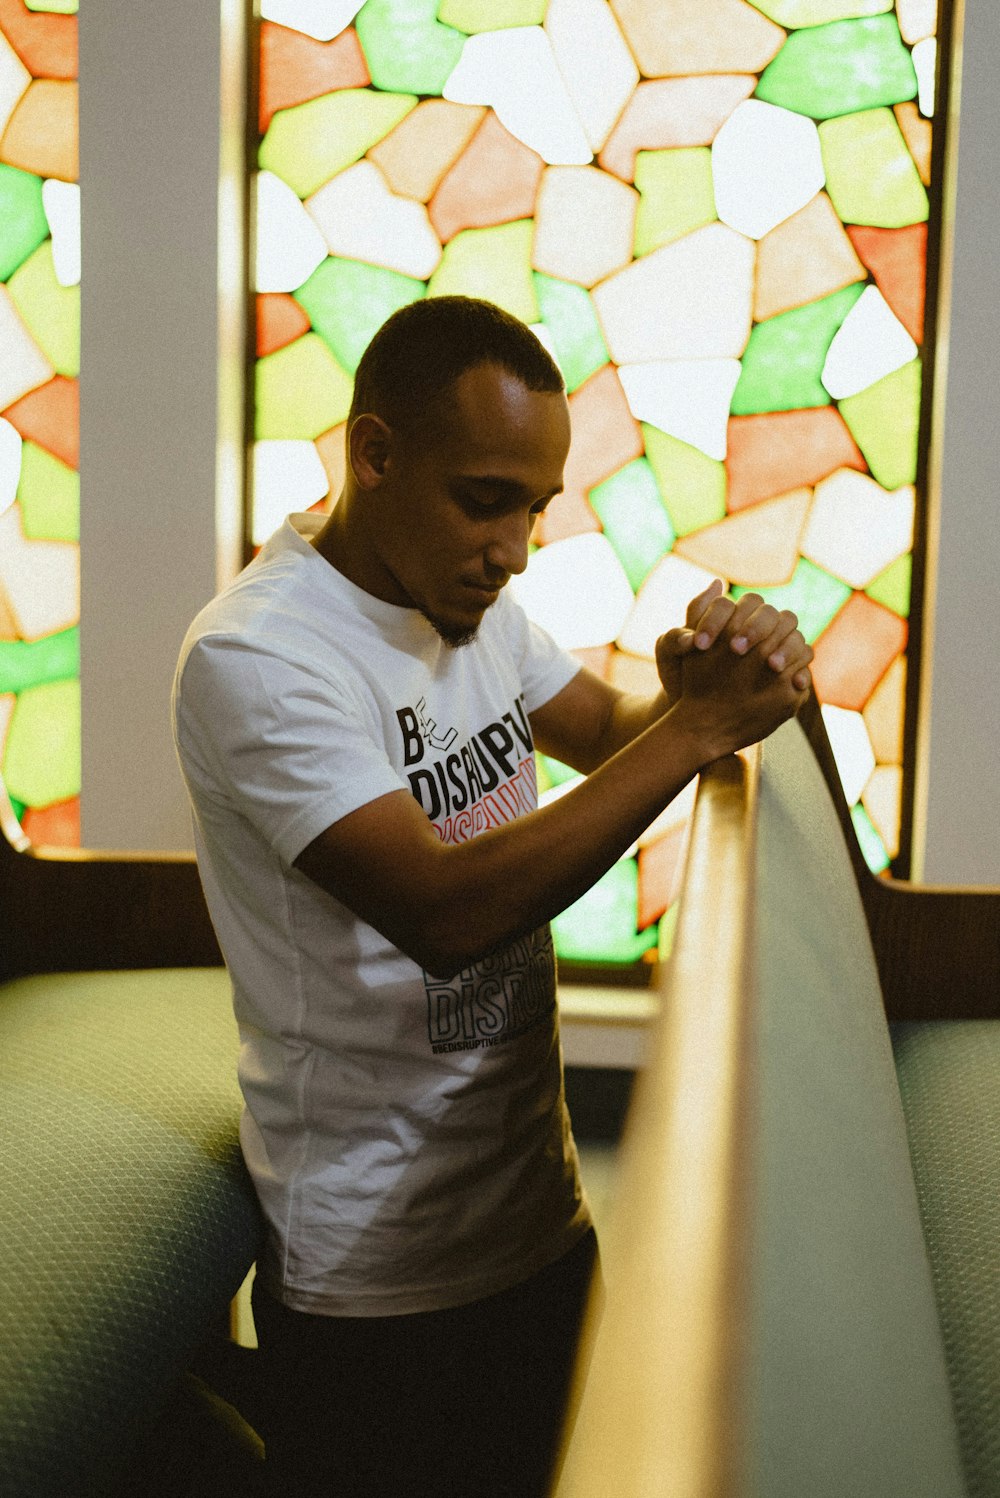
top-left (756, 16), bottom-right (916, 120)
top-left (731, 282), bottom-right (866, 416)
top-left (438, 0), bottom-right (546, 31)
top-left (589, 459), bottom-right (674, 592)
top-left (851, 801), bottom-right (891, 874)
top-left (3, 677), bottom-right (80, 808)
top-left (354, 0), bottom-right (466, 95)
top-left (642, 425), bottom-right (727, 536)
top-left (838, 357), bottom-right (921, 490)
top-left (532, 274), bottom-right (608, 393)
top-left (295, 258), bottom-right (425, 377)
top-left (428, 222), bottom-right (539, 325)
top-left (0, 626), bottom-right (79, 695)
top-left (9, 794), bottom-right (26, 822)
top-left (552, 858), bottom-right (659, 965)
top-left (733, 558), bottom-right (851, 644)
top-left (866, 552), bottom-right (911, 617)
top-left (819, 108), bottom-right (929, 227)
top-left (7, 240), bottom-right (80, 377)
top-left (17, 441), bottom-right (79, 541)
top-left (255, 333), bottom-right (354, 440)
top-left (633, 148), bottom-right (716, 256)
top-left (0, 164), bottom-right (48, 282)
top-left (539, 754), bottom-right (578, 789)
top-left (25, 0), bottom-right (78, 11)
top-left (751, 0), bottom-right (892, 22)
top-left (259, 90), bottom-right (418, 199)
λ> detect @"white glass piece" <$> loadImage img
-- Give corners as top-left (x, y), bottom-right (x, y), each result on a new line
top-left (712, 99), bottom-right (825, 240)
top-left (507, 533), bottom-right (634, 649)
top-left (0, 287), bottom-right (54, 411)
top-left (306, 161), bottom-right (442, 279)
top-left (259, 0), bottom-right (363, 41)
top-left (252, 441), bottom-right (330, 545)
top-left (0, 504), bottom-right (79, 641)
top-left (592, 222), bottom-right (754, 364)
top-left (255, 171), bottom-right (328, 294)
top-left (896, 0), bottom-right (937, 44)
top-left (0, 28), bottom-right (30, 138)
top-left (821, 285), bottom-right (918, 400)
top-left (0, 419), bottom-right (22, 519)
top-left (443, 27), bottom-right (592, 166)
top-left (801, 468), bottom-right (914, 588)
top-left (617, 553), bottom-right (718, 660)
top-left (528, 322), bottom-right (559, 363)
top-left (544, 0), bottom-right (639, 154)
top-left (42, 180), bottom-right (81, 287)
top-left (0, 694), bottom-right (14, 747)
top-left (821, 703), bottom-right (876, 805)
top-left (618, 360), bottom-right (741, 460)
top-left (532, 166), bottom-right (637, 288)
top-left (862, 764), bottom-right (902, 858)
top-left (913, 37), bottom-right (936, 116)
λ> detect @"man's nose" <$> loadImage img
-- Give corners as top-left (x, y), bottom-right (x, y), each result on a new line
top-left (486, 514), bottom-right (531, 578)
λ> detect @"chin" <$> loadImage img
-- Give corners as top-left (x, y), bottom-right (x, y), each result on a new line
top-left (420, 607), bottom-right (481, 649)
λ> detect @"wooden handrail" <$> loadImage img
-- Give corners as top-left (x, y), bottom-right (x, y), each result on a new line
top-left (554, 746), bottom-right (760, 1498)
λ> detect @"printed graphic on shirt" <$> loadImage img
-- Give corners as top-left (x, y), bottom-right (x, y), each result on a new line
top-left (424, 927), bottom-right (556, 1054)
top-left (396, 692), bottom-right (537, 846)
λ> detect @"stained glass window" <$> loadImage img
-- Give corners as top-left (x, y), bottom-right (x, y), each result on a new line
top-left (0, 0), bottom-right (80, 847)
top-left (254, 0), bottom-right (944, 965)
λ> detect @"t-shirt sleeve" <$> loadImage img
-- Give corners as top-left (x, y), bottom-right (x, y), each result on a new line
top-left (495, 591), bottom-right (581, 714)
top-left (174, 635), bottom-right (408, 866)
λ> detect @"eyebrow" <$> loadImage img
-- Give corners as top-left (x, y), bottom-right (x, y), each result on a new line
top-left (456, 475), bottom-right (563, 502)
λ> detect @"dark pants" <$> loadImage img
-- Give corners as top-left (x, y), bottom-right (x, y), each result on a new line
top-left (250, 1228), bottom-right (601, 1498)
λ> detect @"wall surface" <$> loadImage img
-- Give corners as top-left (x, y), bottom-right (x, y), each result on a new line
top-left (77, 3), bottom-right (999, 878)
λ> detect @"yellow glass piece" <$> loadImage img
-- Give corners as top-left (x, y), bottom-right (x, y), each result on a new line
top-left (3, 677), bottom-right (80, 810)
top-left (593, 221), bottom-right (754, 364)
top-left (838, 357), bottom-right (921, 490)
top-left (801, 469), bottom-right (913, 588)
top-left (634, 148), bottom-right (716, 256)
top-left (544, 0), bottom-right (639, 156)
top-left (428, 220), bottom-right (539, 324)
top-left (17, 440), bottom-right (78, 542)
top-left (259, 89), bottom-right (418, 199)
top-left (673, 487), bottom-right (810, 585)
top-left (438, 0), bottom-right (546, 29)
top-left (25, 0), bottom-right (79, 11)
top-left (368, 101), bottom-right (486, 202)
top-left (7, 240), bottom-right (79, 377)
top-left (532, 166), bottom-right (638, 288)
top-left (255, 334), bottom-right (354, 440)
top-left (609, 0), bottom-right (785, 75)
top-left (819, 108), bottom-right (929, 228)
top-left (0, 504), bottom-right (78, 641)
top-left (862, 653), bottom-right (906, 762)
top-left (642, 425), bottom-right (726, 536)
top-left (754, 191), bottom-right (866, 321)
top-left (862, 764), bottom-right (902, 858)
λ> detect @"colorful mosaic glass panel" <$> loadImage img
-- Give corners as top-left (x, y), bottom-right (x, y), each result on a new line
top-left (0, 0), bottom-right (79, 844)
top-left (254, 0), bottom-right (946, 965)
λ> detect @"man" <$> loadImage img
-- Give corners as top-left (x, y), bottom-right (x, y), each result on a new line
top-left (172, 296), bottom-right (812, 1496)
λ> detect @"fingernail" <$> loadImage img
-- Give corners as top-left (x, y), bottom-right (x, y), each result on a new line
top-left (695, 632), bottom-right (711, 649)
top-left (731, 635), bottom-right (748, 654)
top-left (769, 652), bottom-right (785, 670)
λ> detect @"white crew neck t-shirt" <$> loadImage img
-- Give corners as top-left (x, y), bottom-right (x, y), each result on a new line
top-left (172, 514), bottom-right (592, 1316)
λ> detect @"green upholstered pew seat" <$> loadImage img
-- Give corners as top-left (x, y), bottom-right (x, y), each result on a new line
top-left (0, 967), bottom-right (263, 1498)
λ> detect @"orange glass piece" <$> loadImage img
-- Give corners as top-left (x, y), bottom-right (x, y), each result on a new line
top-left (863, 652), bottom-right (906, 763)
top-left (599, 76), bottom-right (756, 182)
top-left (570, 644), bottom-right (614, 680)
top-left (0, 590), bottom-right (17, 640)
top-left (638, 822), bottom-right (688, 929)
top-left (428, 111), bottom-right (543, 244)
top-left (609, 0), bottom-right (784, 77)
top-left (674, 487), bottom-right (810, 585)
top-left (23, 794), bottom-right (79, 847)
top-left (315, 422), bottom-right (347, 503)
top-left (893, 102), bottom-right (931, 187)
top-left (846, 222), bottom-right (927, 344)
top-left (810, 593), bottom-right (907, 711)
top-left (257, 292), bottom-right (311, 357)
top-left (3, 374), bottom-right (78, 469)
top-left (754, 191), bottom-right (866, 321)
top-left (1, 78), bottom-right (77, 181)
top-left (369, 100), bottom-right (485, 203)
top-left (537, 365), bottom-right (642, 544)
top-left (0, 0), bottom-right (76, 81)
top-left (726, 408), bottom-right (865, 512)
top-left (259, 23), bottom-right (369, 134)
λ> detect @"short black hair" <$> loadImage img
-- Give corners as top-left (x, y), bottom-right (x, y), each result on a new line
top-left (348, 295), bottom-right (565, 436)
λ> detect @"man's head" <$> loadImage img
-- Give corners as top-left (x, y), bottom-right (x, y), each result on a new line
top-left (327, 298), bottom-right (572, 649)
top-left (348, 295), bottom-right (566, 440)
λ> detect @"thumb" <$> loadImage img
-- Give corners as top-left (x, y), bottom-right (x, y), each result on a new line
top-left (656, 627), bottom-right (696, 660)
top-left (686, 577), bottom-right (724, 629)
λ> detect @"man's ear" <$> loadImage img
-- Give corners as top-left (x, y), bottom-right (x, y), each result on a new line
top-left (349, 414), bottom-right (392, 489)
